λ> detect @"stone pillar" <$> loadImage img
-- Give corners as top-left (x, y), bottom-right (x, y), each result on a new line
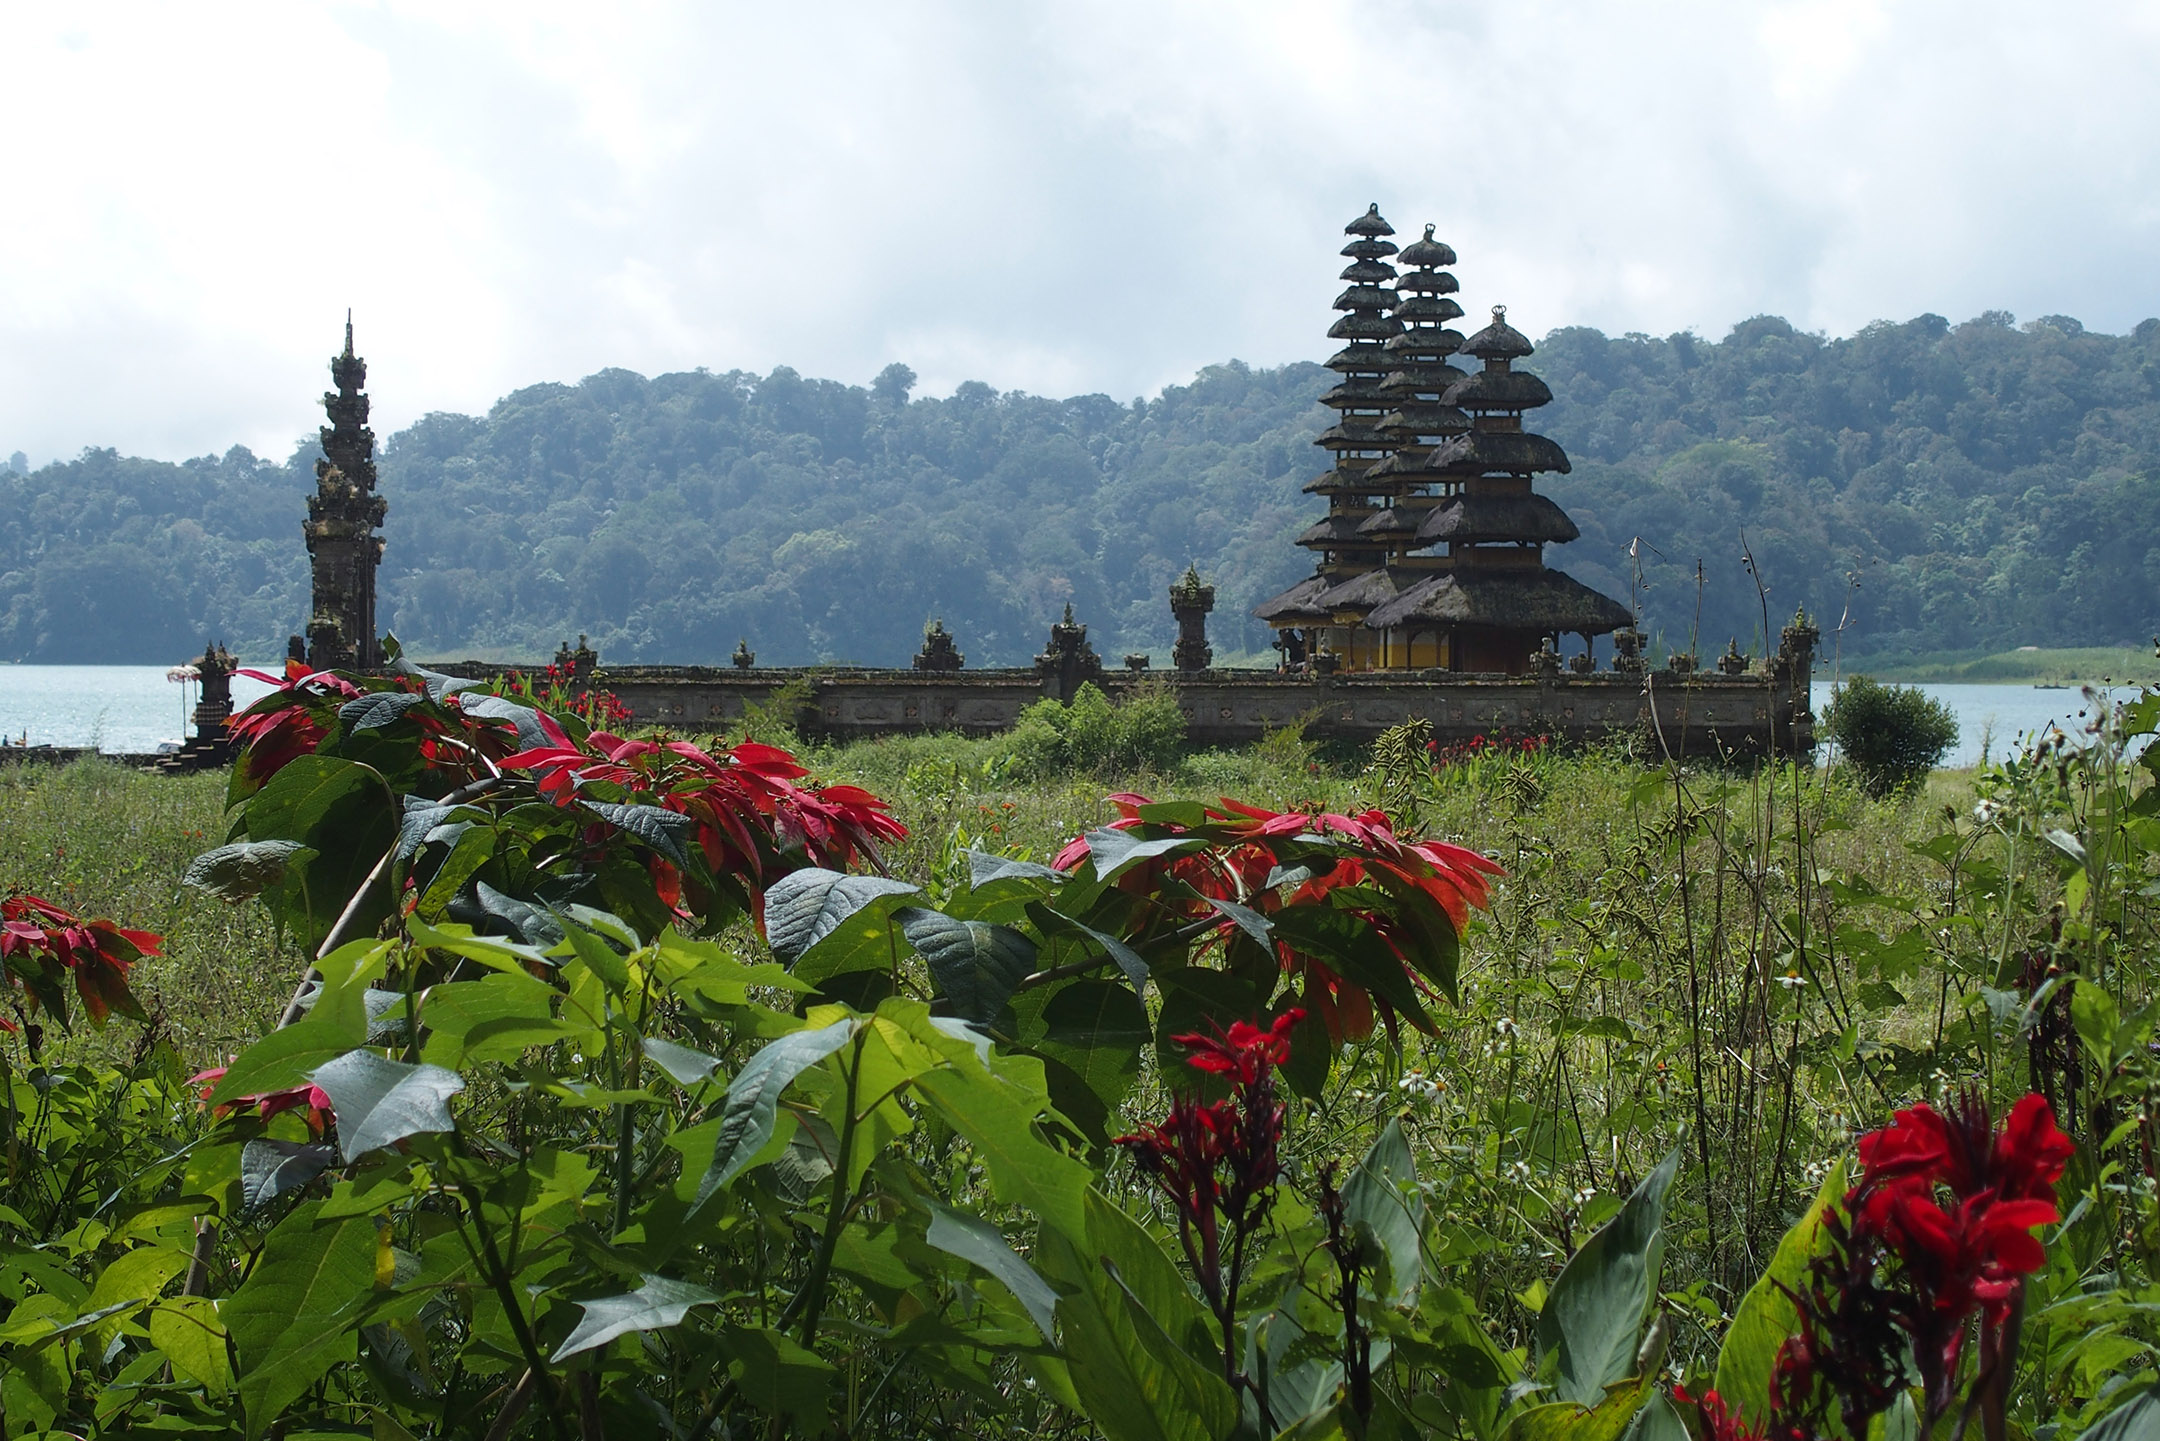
top-left (1168, 565), bottom-right (1215, 672)
top-left (1033, 604), bottom-right (1104, 702)
top-left (1773, 607), bottom-right (1820, 756)
top-left (195, 642), bottom-right (234, 728)
top-left (913, 621), bottom-right (963, 672)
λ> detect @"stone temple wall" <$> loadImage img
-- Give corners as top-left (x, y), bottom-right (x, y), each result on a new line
top-left (428, 661), bottom-right (1815, 759)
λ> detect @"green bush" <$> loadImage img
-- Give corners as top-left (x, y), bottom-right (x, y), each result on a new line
top-left (1001, 679), bottom-right (1187, 778)
top-left (1825, 674), bottom-right (1960, 795)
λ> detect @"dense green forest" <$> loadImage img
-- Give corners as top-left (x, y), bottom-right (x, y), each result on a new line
top-left (4, 308), bottom-right (2157, 668)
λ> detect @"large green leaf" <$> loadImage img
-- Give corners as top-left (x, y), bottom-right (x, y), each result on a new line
top-left (763, 868), bottom-right (921, 967)
top-left (182, 840), bottom-right (316, 903)
top-left (245, 754), bottom-right (397, 952)
top-left (922, 1201), bottom-right (1059, 1339)
top-left (552, 1273), bottom-right (726, 1360)
top-left (1503, 1376), bottom-right (1652, 1441)
top-left (309, 1050), bottom-right (466, 1163)
top-left (1080, 827), bottom-right (1210, 882)
top-left (913, 1062), bottom-right (1092, 1244)
top-left (1027, 902), bottom-right (1150, 988)
top-left (1624, 1389), bottom-right (1689, 1441)
top-left (148, 1296), bottom-right (233, 1397)
top-left (240, 1139), bottom-right (338, 1212)
top-left (224, 1203), bottom-right (376, 1439)
top-left (1342, 1117), bottom-right (1424, 1306)
top-left (208, 1022), bottom-right (362, 1107)
top-left (1538, 1148), bottom-right (1681, 1407)
top-left (1037, 1189), bottom-right (1236, 1441)
top-left (1712, 1158), bottom-right (1849, 1427)
top-left (1026, 977), bottom-right (1149, 1110)
top-left (723, 1323), bottom-right (837, 1433)
top-left (692, 1018), bottom-right (857, 1209)
top-left (583, 800), bottom-right (698, 870)
top-left (968, 849), bottom-right (1067, 884)
top-left (339, 691), bottom-right (428, 732)
top-left (896, 906), bottom-right (1037, 1024)
top-left (2082, 1386), bottom-right (2160, 1441)
top-left (455, 693), bottom-right (553, 749)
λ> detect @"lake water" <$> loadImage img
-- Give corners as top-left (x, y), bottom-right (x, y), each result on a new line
top-left (1809, 681), bottom-right (2128, 768)
top-left (0, 665), bottom-right (2128, 768)
top-left (0, 665), bottom-right (282, 755)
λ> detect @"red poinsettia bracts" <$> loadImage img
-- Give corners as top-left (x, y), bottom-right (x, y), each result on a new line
top-left (499, 731), bottom-right (906, 916)
top-left (1052, 796), bottom-right (1501, 1041)
top-left (227, 666), bottom-right (360, 786)
top-left (190, 1066), bottom-right (336, 1137)
top-left (0, 894), bottom-right (158, 1028)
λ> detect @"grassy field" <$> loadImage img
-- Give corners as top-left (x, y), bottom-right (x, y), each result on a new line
top-left (1, 732), bottom-right (1989, 1286)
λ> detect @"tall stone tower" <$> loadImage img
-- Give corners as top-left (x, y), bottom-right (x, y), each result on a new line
top-left (302, 315), bottom-right (387, 670)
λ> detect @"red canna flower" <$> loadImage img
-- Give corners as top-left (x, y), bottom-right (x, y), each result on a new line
top-left (1677, 1387), bottom-right (1769, 1441)
top-left (1172, 1010), bottom-right (1302, 1086)
top-left (1778, 1090), bottom-right (2070, 1441)
top-left (1114, 1008), bottom-right (1302, 1320)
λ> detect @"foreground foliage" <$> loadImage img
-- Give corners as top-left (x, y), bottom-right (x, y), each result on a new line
top-left (2, 663), bottom-right (2158, 1438)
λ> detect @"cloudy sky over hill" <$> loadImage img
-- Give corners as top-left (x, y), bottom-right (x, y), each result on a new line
top-left (4, 0), bottom-right (2157, 465)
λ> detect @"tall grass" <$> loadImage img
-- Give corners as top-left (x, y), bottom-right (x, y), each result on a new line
top-left (8, 724), bottom-right (2130, 1381)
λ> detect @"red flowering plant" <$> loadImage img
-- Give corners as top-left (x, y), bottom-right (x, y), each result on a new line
top-left (204, 642), bottom-right (905, 959)
top-left (0, 893), bottom-right (158, 1045)
top-left (1047, 795), bottom-right (1500, 1061)
top-left (498, 729), bottom-right (905, 930)
top-left (1709, 1090), bottom-right (2073, 1441)
top-left (227, 651), bottom-right (527, 803)
top-left (189, 1065), bottom-right (335, 1136)
top-left (1115, 1010), bottom-right (1301, 1415)
top-left (488, 664), bottom-right (634, 730)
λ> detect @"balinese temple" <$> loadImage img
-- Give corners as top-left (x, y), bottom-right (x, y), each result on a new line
top-left (296, 316), bottom-right (388, 671)
top-left (1256, 207), bottom-right (1629, 674)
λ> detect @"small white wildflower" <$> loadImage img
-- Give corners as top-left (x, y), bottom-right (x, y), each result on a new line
top-left (1494, 1016), bottom-right (1519, 1038)
top-left (1572, 1185), bottom-right (1597, 1207)
top-left (1398, 1071), bottom-right (1443, 1102)
top-left (1775, 970), bottom-right (1805, 990)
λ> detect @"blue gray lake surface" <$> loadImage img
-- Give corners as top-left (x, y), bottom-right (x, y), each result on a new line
top-left (0, 665), bottom-right (2128, 769)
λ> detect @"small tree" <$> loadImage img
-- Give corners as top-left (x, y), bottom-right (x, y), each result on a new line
top-left (1825, 674), bottom-right (1959, 796)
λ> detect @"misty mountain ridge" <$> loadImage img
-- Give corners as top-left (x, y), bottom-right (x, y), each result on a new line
top-left (4, 308), bottom-right (2158, 671)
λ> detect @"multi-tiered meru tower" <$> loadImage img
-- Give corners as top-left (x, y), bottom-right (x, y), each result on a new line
top-left (1256, 207), bottom-right (1630, 674)
top-left (298, 317), bottom-right (387, 671)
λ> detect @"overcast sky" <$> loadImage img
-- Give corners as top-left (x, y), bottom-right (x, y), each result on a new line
top-left (4, 0), bottom-right (2157, 466)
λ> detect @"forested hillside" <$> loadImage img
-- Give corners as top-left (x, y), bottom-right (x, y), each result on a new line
top-left (4, 309), bottom-right (2157, 667)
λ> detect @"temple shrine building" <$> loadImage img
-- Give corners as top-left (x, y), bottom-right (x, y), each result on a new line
top-left (1254, 206), bottom-right (1630, 675)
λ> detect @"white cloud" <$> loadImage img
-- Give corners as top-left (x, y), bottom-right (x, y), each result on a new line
top-left (2, 0), bottom-right (2155, 464)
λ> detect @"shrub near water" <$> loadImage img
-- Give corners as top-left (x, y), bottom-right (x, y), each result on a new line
top-left (1826, 674), bottom-right (1960, 796)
